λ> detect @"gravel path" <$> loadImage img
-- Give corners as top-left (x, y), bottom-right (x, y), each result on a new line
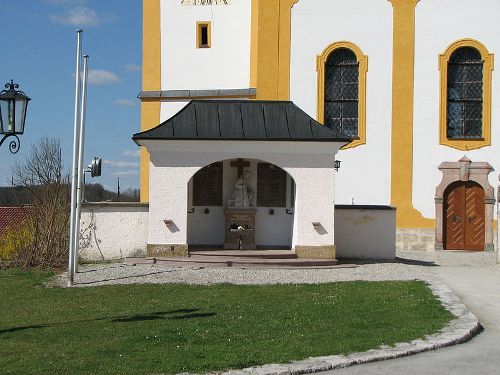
top-left (54, 255), bottom-right (438, 288)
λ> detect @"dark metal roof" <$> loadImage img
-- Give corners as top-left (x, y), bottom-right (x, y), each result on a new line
top-left (132, 100), bottom-right (352, 143)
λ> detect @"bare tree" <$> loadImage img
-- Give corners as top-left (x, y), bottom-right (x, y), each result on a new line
top-left (11, 137), bottom-right (70, 269)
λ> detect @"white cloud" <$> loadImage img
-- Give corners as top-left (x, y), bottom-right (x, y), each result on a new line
top-left (113, 99), bottom-right (136, 107)
top-left (103, 160), bottom-right (139, 168)
top-left (111, 171), bottom-right (139, 177)
top-left (122, 150), bottom-right (141, 158)
top-left (87, 69), bottom-right (119, 85)
top-left (125, 63), bottom-right (142, 73)
top-left (45, 0), bottom-right (87, 5)
top-left (50, 6), bottom-right (115, 27)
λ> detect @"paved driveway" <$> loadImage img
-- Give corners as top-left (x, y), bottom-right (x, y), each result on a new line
top-left (326, 264), bottom-right (500, 375)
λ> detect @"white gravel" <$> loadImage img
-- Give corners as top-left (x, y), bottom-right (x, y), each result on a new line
top-left (54, 256), bottom-right (438, 288)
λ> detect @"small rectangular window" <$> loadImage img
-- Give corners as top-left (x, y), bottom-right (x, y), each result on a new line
top-left (197, 22), bottom-right (211, 48)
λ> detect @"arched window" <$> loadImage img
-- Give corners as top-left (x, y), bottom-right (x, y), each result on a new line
top-left (439, 39), bottom-right (494, 150)
top-left (317, 42), bottom-right (368, 149)
top-left (447, 47), bottom-right (483, 139)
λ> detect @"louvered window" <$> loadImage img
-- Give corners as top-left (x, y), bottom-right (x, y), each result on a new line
top-left (324, 48), bottom-right (359, 137)
top-left (447, 47), bottom-right (483, 139)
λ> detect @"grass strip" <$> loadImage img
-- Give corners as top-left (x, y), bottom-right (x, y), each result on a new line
top-left (0, 269), bottom-right (452, 375)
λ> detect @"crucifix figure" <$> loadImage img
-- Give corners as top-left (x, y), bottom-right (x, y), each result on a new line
top-left (231, 158), bottom-right (250, 177)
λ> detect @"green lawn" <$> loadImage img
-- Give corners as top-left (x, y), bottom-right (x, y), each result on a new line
top-left (0, 269), bottom-right (452, 375)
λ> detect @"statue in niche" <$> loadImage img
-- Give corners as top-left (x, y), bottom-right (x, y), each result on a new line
top-left (229, 170), bottom-right (254, 208)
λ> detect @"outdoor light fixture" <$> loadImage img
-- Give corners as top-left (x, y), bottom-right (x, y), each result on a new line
top-left (0, 80), bottom-right (31, 154)
top-left (334, 159), bottom-right (341, 171)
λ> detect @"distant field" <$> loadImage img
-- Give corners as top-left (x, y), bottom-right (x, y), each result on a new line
top-left (0, 269), bottom-right (452, 375)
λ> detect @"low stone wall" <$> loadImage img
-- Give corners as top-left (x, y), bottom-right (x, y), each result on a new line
top-left (80, 202), bottom-right (149, 261)
top-left (396, 228), bottom-right (498, 252)
top-left (396, 228), bottom-right (436, 252)
top-left (80, 204), bottom-right (398, 261)
top-left (334, 205), bottom-right (396, 259)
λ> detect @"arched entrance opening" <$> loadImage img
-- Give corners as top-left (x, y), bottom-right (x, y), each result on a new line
top-left (186, 158), bottom-right (296, 250)
top-left (443, 181), bottom-right (485, 251)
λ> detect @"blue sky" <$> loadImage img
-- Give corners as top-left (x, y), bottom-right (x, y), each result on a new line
top-left (0, 0), bottom-right (143, 191)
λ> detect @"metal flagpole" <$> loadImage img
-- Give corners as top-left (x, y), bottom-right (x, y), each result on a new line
top-left (73, 54), bottom-right (89, 275)
top-left (68, 29), bottom-right (83, 286)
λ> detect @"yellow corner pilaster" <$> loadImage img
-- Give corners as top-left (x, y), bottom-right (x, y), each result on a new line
top-left (140, 0), bottom-right (162, 202)
top-left (250, 0), bottom-right (259, 88)
top-left (389, 0), bottom-right (433, 228)
top-left (252, 0), bottom-right (298, 100)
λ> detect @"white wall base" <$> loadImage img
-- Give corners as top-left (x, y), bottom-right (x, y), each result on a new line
top-left (80, 203), bottom-right (149, 261)
top-left (335, 206), bottom-right (396, 259)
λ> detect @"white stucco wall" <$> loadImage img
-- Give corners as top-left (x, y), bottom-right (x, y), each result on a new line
top-left (414, 0), bottom-right (500, 219)
top-left (335, 206), bottom-right (396, 259)
top-left (80, 204), bottom-right (149, 261)
top-left (289, 0), bottom-right (393, 206)
top-left (144, 140), bottom-right (341, 249)
top-left (161, 0), bottom-right (251, 91)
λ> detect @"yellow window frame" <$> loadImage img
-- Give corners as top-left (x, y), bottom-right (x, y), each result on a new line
top-left (197, 21), bottom-right (211, 49)
top-left (317, 41), bottom-right (368, 150)
top-left (439, 38), bottom-right (494, 151)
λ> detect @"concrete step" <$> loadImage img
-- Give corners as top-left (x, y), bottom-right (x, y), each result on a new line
top-left (188, 250), bottom-right (298, 259)
top-left (141, 255), bottom-right (340, 268)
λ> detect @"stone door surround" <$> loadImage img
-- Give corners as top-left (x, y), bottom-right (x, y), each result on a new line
top-left (435, 156), bottom-right (495, 251)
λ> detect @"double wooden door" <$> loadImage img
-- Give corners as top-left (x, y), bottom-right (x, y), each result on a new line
top-left (444, 181), bottom-right (485, 251)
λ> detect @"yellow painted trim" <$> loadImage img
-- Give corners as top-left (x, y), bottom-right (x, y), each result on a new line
top-left (250, 0), bottom-right (259, 88)
top-left (252, 0), bottom-right (298, 100)
top-left (196, 21), bottom-right (212, 48)
top-left (316, 41), bottom-right (368, 150)
top-left (141, 0), bottom-right (162, 202)
top-left (439, 39), bottom-right (494, 151)
top-left (389, 0), bottom-right (433, 228)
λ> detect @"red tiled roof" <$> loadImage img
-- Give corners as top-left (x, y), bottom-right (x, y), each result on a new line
top-left (0, 207), bottom-right (32, 236)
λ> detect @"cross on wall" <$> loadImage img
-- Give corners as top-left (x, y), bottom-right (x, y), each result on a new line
top-left (231, 158), bottom-right (250, 177)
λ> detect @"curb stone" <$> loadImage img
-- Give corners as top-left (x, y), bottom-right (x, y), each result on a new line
top-left (207, 280), bottom-right (481, 375)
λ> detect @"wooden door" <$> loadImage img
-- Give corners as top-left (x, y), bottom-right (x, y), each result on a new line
top-left (444, 182), bottom-right (485, 251)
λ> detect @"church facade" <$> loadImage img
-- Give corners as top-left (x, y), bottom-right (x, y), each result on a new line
top-left (138, 0), bottom-right (499, 253)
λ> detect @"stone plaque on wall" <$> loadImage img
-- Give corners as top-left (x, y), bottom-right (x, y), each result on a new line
top-left (224, 208), bottom-right (257, 249)
top-left (193, 162), bottom-right (223, 206)
top-left (257, 163), bottom-right (287, 207)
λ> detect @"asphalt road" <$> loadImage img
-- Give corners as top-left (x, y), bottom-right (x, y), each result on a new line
top-left (325, 265), bottom-right (500, 375)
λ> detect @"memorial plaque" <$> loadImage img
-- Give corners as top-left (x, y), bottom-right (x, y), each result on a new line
top-left (257, 163), bottom-right (287, 207)
top-left (193, 162), bottom-right (223, 206)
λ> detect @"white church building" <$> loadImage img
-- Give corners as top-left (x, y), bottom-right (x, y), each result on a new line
top-left (81, 0), bottom-right (499, 262)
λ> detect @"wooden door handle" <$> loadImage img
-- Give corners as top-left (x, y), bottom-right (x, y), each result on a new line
top-left (468, 216), bottom-right (476, 222)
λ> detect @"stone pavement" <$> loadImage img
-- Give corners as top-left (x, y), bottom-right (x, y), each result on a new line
top-left (326, 263), bottom-right (500, 375)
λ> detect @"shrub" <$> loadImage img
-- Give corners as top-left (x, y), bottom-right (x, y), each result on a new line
top-left (0, 221), bottom-right (34, 261)
top-left (9, 137), bottom-right (70, 270)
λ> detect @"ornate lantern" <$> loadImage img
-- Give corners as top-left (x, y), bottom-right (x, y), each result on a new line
top-left (0, 80), bottom-right (31, 154)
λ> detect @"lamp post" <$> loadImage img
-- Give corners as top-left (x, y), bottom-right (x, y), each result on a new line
top-left (0, 80), bottom-right (31, 154)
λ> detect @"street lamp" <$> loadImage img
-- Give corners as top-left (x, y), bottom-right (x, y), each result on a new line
top-left (0, 80), bottom-right (31, 154)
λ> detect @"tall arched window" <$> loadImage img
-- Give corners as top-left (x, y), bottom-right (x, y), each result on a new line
top-left (447, 47), bottom-right (483, 139)
top-left (439, 39), bottom-right (494, 150)
top-left (317, 42), bottom-right (368, 149)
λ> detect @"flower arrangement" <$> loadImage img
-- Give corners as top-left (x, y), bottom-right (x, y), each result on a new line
top-left (229, 223), bottom-right (252, 231)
